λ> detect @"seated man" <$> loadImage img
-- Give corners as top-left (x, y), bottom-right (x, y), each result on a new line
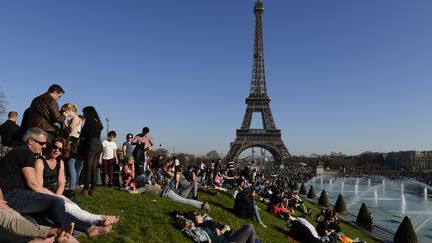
top-left (187, 211), bottom-right (257, 243)
top-left (129, 184), bottom-right (210, 212)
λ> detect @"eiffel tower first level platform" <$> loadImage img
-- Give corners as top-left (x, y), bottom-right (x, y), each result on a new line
top-left (226, 0), bottom-right (290, 163)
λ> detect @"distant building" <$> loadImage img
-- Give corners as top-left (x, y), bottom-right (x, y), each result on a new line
top-left (384, 151), bottom-right (432, 170)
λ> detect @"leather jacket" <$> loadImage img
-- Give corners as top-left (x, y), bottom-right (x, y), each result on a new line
top-left (28, 92), bottom-right (65, 133)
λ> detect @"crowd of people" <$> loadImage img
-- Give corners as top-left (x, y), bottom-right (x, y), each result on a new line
top-left (0, 83), bottom-right (362, 243)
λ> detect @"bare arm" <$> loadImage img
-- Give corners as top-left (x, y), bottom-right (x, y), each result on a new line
top-left (175, 173), bottom-right (180, 190)
top-left (113, 148), bottom-right (118, 164)
top-left (23, 164), bottom-right (56, 196)
top-left (122, 144), bottom-right (127, 158)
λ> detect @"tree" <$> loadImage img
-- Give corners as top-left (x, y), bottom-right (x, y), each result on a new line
top-left (307, 185), bottom-right (316, 199)
top-left (394, 216), bottom-right (417, 243)
top-left (299, 183), bottom-right (307, 195)
top-left (334, 194), bottom-right (347, 213)
top-left (153, 148), bottom-right (169, 157)
top-left (206, 150), bottom-right (221, 160)
top-left (318, 190), bottom-right (329, 207)
top-left (0, 89), bottom-right (6, 121)
top-left (356, 203), bottom-right (373, 227)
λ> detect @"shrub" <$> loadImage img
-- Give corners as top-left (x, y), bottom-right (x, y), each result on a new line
top-left (318, 189), bottom-right (329, 207)
top-left (293, 182), bottom-right (299, 190)
top-left (333, 194), bottom-right (347, 213)
top-left (394, 216), bottom-right (418, 243)
top-left (356, 203), bottom-right (373, 227)
top-left (299, 183), bottom-right (307, 195)
top-left (307, 185), bottom-right (316, 199)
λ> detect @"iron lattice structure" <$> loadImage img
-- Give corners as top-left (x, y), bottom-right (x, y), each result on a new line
top-left (226, 0), bottom-right (290, 163)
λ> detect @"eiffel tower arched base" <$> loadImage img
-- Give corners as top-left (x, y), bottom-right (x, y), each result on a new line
top-left (226, 129), bottom-right (290, 163)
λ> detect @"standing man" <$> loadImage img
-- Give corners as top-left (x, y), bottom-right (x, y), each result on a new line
top-left (28, 84), bottom-right (66, 140)
top-left (0, 111), bottom-right (23, 149)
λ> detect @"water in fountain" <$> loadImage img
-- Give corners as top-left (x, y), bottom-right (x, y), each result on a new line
top-left (313, 176), bottom-right (316, 185)
top-left (320, 177), bottom-right (324, 189)
top-left (368, 178), bottom-right (371, 189)
top-left (329, 178), bottom-right (333, 192)
top-left (374, 189), bottom-right (378, 207)
top-left (305, 176), bottom-right (432, 242)
top-left (401, 193), bottom-right (407, 216)
top-left (355, 184), bottom-right (359, 200)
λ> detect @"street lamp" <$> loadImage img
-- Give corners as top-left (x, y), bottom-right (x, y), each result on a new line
top-left (106, 117), bottom-right (110, 137)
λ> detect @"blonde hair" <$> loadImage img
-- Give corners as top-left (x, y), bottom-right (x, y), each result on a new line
top-left (62, 103), bottom-right (78, 113)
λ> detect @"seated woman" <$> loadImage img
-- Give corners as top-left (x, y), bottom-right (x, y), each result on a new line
top-left (233, 188), bottom-right (266, 228)
top-left (187, 211), bottom-right (257, 243)
top-left (34, 137), bottom-right (118, 235)
top-left (121, 157), bottom-right (136, 189)
top-left (173, 165), bottom-right (198, 200)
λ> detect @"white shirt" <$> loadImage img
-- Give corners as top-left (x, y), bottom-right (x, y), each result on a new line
top-left (296, 217), bottom-right (319, 238)
top-left (102, 140), bottom-right (117, 160)
top-left (174, 159), bottom-right (180, 167)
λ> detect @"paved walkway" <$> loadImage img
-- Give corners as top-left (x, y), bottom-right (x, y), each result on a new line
top-left (302, 197), bottom-right (394, 242)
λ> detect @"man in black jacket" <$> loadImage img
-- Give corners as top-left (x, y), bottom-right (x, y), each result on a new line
top-left (0, 111), bottom-right (23, 148)
top-left (28, 84), bottom-right (66, 140)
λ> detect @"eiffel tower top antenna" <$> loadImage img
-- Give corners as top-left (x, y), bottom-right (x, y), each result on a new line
top-left (250, 0), bottom-right (267, 98)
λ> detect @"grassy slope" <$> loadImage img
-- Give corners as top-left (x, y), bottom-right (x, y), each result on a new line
top-left (76, 187), bottom-right (378, 243)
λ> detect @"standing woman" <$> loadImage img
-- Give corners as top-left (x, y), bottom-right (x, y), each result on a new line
top-left (79, 106), bottom-right (103, 196)
top-left (61, 103), bottom-right (82, 190)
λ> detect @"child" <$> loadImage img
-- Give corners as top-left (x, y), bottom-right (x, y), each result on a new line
top-left (121, 157), bottom-right (136, 189)
top-left (100, 131), bottom-right (118, 187)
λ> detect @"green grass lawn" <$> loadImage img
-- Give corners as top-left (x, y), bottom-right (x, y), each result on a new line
top-left (75, 187), bottom-right (379, 243)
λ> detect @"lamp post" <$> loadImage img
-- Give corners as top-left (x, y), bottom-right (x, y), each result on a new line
top-left (106, 117), bottom-right (110, 137)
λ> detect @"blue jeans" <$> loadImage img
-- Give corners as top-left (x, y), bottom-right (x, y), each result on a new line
top-left (67, 157), bottom-right (83, 190)
top-left (4, 188), bottom-right (91, 231)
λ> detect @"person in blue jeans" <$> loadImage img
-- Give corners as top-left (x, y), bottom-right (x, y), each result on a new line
top-left (67, 157), bottom-right (83, 190)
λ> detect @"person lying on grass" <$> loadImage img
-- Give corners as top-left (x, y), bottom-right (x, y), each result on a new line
top-left (128, 184), bottom-right (210, 212)
top-left (33, 137), bottom-right (119, 232)
top-left (186, 211), bottom-right (258, 243)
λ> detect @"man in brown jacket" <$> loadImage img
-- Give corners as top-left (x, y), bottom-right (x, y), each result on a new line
top-left (28, 84), bottom-right (66, 140)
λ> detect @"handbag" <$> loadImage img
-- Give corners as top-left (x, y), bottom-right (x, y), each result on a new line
top-left (67, 136), bottom-right (81, 155)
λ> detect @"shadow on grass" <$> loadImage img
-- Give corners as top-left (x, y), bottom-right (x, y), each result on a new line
top-left (211, 201), bottom-right (234, 213)
top-left (275, 225), bottom-right (290, 235)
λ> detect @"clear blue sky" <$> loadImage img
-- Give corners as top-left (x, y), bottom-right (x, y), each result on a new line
top-left (1, 0), bottom-right (431, 157)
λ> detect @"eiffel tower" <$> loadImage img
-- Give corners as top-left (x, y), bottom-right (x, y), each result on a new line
top-left (226, 0), bottom-right (290, 163)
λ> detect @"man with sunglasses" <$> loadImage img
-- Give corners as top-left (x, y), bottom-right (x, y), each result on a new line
top-left (27, 84), bottom-right (66, 140)
top-left (0, 127), bottom-right (108, 237)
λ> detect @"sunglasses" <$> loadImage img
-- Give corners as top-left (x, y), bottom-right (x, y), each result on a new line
top-left (32, 138), bottom-right (47, 146)
top-left (52, 144), bottom-right (64, 152)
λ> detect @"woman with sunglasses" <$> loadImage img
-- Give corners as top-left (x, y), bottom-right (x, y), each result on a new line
top-left (34, 137), bottom-right (118, 236)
